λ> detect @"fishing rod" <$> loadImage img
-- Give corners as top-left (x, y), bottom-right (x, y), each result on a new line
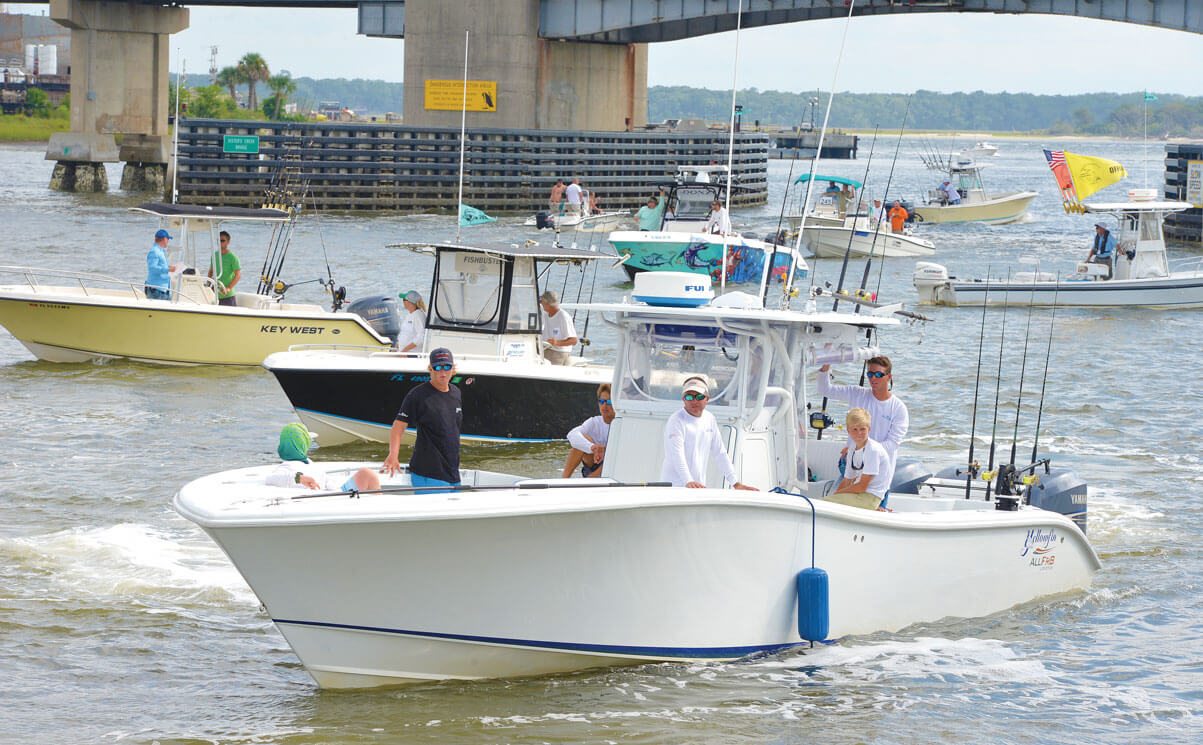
top-left (288, 479), bottom-right (676, 501)
top-left (718, 0), bottom-right (745, 296)
top-left (983, 269), bottom-right (1011, 501)
top-left (832, 126), bottom-right (879, 313)
top-left (760, 151), bottom-right (800, 308)
top-left (865, 96), bottom-right (914, 303)
top-left (785, 0), bottom-right (858, 301)
top-left (1007, 273), bottom-right (1040, 472)
top-left (454, 29), bottom-right (470, 245)
top-left (963, 270), bottom-right (992, 500)
top-left (1029, 280), bottom-right (1061, 471)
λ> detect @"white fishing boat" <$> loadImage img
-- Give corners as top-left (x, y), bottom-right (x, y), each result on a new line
top-left (523, 209), bottom-right (630, 233)
top-left (786, 174), bottom-right (935, 259)
top-left (177, 271), bottom-right (1099, 689)
top-left (0, 202), bottom-right (391, 366)
top-left (914, 190), bottom-right (1201, 308)
top-left (960, 141), bottom-right (1000, 158)
top-left (912, 156), bottom-right (1037, 225)
top-left (263, 241), bottom-right (613, 446)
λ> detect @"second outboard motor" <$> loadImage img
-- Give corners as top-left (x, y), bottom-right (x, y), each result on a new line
top-left (535, 211), bottom-right (554, 230)
top-left (347, 294), bottom-right (401, 345)
top-left (929, 461), bottom-right (1088, 534)
top-left (890, 457), bottom-right (934, 495)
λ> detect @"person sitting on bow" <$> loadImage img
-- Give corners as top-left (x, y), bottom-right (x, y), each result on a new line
top-left (561, 384), bottom-right (616, 478)
top-left (266, 423), bottom-right (380, 492)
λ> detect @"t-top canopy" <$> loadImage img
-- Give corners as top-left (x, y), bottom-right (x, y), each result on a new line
top-left (131, 202), bottom-right (291, 222)
top-left (794, 174), bottom-right (863, 189)
top-left (388, 241), bottom-right (616, 262)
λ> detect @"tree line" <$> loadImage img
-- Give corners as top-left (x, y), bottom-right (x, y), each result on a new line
top-left (649, 87), bottom-right (1203, 138)
top-left (166, 66), bottom-right (1202, 137)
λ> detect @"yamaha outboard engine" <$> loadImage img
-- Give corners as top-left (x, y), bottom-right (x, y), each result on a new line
top-left (347, 294), bottom-right (402, 345)
top-left (535, 211), bottom-right (554, 230)
top-left (889, 457), bottom-right (934, 495)
top-left (929, 461), bottom-right (1088, 533)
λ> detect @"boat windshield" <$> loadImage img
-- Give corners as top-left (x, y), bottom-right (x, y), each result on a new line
top-left (670, 186), bottom-right (722, 221)
top-left (619, 322), bottom-right (746, 406)
top-left (430, 250), bottom-right (510, 332)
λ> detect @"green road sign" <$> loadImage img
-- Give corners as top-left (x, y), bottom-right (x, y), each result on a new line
top-left (223, 135), bottom-right (260, 154)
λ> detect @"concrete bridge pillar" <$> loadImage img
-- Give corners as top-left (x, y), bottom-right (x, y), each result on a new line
top-left (402, 0), bottom-right (646, 131)
top-left (45, 0), bottom-right (188, 193)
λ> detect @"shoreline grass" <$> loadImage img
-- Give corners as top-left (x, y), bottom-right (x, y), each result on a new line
top-left (0, 115), bottom-right (69, 143)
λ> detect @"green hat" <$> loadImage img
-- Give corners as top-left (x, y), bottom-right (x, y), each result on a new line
top-left (277, 423), bottom-right (315, 462)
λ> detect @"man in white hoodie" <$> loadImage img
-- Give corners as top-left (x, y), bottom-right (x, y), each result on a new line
top-left (660, 376), bottom-right (756, 490)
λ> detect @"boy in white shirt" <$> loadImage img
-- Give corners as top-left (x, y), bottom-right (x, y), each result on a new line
top-left (830, 408), bottom-right (889, 510)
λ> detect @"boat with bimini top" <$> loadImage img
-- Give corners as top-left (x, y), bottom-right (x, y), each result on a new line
top-left (177, 269), bottom-right (1099, 689)
top-left (787, 174), bottom-right (935, 259)
top-left (911, 151), bottom-right (1037, 226)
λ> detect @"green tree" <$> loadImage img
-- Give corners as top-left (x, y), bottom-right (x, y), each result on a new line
top-left (263, 72), bottom-right (297, 119)
top-left (237, 53), bottom-right (270, 111)
top-left (189, 85), bottom-right (238, 118)
top-left (24, 87), bottom-right (50, 117)
top-left (216, 65), bottom-right (243, 104)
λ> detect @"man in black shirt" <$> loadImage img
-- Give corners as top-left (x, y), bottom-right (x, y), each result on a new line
top-left (383, 347), bottom-right (463, 490)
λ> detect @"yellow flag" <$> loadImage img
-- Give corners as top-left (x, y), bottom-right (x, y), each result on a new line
top-left (1063, 152), bottom-right (1127, 202)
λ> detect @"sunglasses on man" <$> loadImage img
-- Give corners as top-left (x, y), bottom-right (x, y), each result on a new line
top-left (683, 392), bottom-right (707, 401)
top-left (866, 370), bottom-right (888, 379)
top-left (431, 363), bottom-right (453, 372)
top-left (597, 398), bottom-right (613, 406)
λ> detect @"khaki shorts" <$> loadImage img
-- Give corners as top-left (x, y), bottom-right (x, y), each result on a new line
top-left (827, 492), bottom-right (883, 511)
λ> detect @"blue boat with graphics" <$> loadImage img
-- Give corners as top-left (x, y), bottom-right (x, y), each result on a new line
top-left (608, 166), bottom-right (807, 284)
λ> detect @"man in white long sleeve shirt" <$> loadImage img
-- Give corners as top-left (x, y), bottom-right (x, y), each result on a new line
top-left (660, 376), bottom-right (756, 490)
top-left (705, 199), bottom-right (731, 235)
top-left (562, 383), bottom-right (616, 478)
top-left (816, 356), bottom-right (909, 494)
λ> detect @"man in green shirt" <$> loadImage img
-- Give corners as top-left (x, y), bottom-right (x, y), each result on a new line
top-left (208, 230), bottom-right (242, 306)
top-left (636, 188), bottom-right (668, 231)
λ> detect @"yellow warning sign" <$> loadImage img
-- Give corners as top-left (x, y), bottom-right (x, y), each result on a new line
top-left (424, 80), bottom-right (498, 112)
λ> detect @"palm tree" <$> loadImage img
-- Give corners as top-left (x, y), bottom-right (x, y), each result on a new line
top-left (266, 72), bottom-right (297, 119)
top-left (215, 66), bottom-right (242, 105)
top-left (237, 53), bottom-right (270, 111)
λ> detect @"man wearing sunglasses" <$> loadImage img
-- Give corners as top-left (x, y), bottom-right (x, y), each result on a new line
top-left (562, 383), bottom-right (616, 478)
top-left (817, 356), bottom-right (909, 500)
top-left (383, 347), bottom-right (463, 491)
top-left (661, 376), bottom-right (756, 491)
top-left (207, 230), bottom-right (241, 306)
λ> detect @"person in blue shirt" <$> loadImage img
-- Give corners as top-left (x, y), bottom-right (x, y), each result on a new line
top-left (636, 188), bottom-right (667, 231)
top-left (145, 228), bottom-right (176, 300)
top-left (1086, 223), bottom-right (1117, 279)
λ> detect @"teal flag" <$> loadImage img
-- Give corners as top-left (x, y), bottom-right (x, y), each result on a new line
top-left (458, 203), bottom-right (496, 227)
top-left (1144, 92), bottom-right (1158, 102)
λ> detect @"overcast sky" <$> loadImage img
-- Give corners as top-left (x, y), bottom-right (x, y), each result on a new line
top-left (10, 4), bottom-right (1203, 95)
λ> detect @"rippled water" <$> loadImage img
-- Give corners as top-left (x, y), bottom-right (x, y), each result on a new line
top-left (3, 138), bottom-right (1202, 744)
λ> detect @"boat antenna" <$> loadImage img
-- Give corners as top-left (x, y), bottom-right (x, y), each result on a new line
top-left (718, 0), bottom-right (745, 296)
top-left (983, 269), bottom-right (1011, 501)
top-left (831, 127), bottom-right (879, 312)
top-left (1007, 275), bottom-right (1039, 470)
top-left (454, 29), bottom-right (470, 245)
top-left (171, 53), bottom-right (183, 205)
top-left (963, 270), bottom-right (991, 499)
top-left (307, 186), bottom-right (343, 311)
top-left (785, 0), bottom-right (858, 302)
top-left (761, 151), bottom-right (800, 307)
top-left (863, 95), bottom-right (913, 304)
top-left (1030, 280), bottom-right (1061, 467)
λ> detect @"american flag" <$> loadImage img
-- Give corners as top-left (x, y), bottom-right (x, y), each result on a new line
top-left (1044, 149), bottom-right (1066, 169)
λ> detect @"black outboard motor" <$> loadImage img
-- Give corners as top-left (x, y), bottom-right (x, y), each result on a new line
top-left (535, 211), bottom-right (554, 230)
top-left (347, 294), bottom-right (401, 345)
top-left (889, 457), bottom-right (934, 495)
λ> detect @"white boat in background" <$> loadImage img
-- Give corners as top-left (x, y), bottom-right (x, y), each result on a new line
top-left (177, 271), bottom-right (1099, 689)
top-left (914, 190), bottom-right (1201, 308)
top-left (787, 174), bottom-right (935, 259)
top-left (523, 208), bottom-right (631, 233)
top-left (960, 141), bottom-right (999, 158)
top-left (0, 202), bottom-right (391, 366)
top-left (912, 155), bottom-right (1037, 225)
